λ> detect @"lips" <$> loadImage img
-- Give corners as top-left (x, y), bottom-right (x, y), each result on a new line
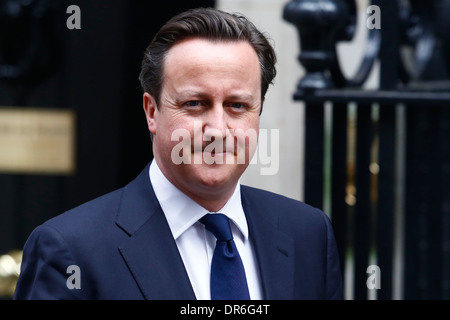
top-left (201, 144), bottom-right (237, 155)
top-left (190, 139), bottom-right (238, 155)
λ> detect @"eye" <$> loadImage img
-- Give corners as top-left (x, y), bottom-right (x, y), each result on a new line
top-left (229, 102), bottom-right (245, 109)
top-left (184, 101), bottom-right (201, 107)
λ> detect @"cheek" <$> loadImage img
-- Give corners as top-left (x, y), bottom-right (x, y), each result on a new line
top-left (155, 116), bottom-right (197, 163)
top-left (156, 111), bottom-right (190, 139)
top-left (154, 116), bottom-right (181, 152)
top-left (232, 117), bottom-right (259, 159)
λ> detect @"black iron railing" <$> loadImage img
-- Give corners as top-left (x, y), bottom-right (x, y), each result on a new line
top-left (283, 0), bottom-right (450, 299)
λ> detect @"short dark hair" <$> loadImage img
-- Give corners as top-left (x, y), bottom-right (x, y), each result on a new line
top-left (139, 7), bottom-right (277, 107)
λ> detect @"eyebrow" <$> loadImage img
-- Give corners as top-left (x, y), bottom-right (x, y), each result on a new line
top-left (227, 93), bottom-right (256, 102)
top-left (177, 90), bottom-right (258, 103)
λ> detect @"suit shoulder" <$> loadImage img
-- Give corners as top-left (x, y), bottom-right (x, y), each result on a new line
top-left (241, 184), bottom-right (320, 213)
top-left (43, 187), bottom-right (124, 234)
top-left (241, 184), bottom-right (331, 229)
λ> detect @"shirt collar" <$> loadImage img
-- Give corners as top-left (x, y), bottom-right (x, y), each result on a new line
top-left (149, 160), bottom-right (249, 241)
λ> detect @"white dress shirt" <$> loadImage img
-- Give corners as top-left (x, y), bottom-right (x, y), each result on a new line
top-left (149, 160), bottom-right (263, 300)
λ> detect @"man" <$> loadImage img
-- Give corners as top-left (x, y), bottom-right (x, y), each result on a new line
top-left (14, 7), bottom-right (343, 300)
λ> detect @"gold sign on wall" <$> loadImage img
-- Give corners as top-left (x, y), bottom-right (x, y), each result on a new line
top-left (0, 108), bottom-right (76, 175)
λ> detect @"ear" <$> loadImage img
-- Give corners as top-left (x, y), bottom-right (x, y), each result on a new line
top-left (143, 92), bottom-right (157, 135)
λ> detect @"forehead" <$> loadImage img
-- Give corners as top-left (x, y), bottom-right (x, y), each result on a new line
top-left (162, 38), bottom-right (261, 93)
top-left (166, 37), bottom-right (258, 58)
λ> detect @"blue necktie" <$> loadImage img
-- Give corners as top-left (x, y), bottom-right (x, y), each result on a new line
top-left (200, 213), bottom-right (250, 300)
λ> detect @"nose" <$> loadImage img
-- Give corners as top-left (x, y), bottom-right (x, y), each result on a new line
top-left (203, 103), bottom-right (228, 140)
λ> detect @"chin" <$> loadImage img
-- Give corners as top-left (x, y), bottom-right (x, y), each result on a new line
top-left (195, 164), bottom-right (240, 188)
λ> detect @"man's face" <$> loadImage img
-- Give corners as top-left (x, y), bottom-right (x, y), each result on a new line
top-left (144, 38), bottom-right (262, 206)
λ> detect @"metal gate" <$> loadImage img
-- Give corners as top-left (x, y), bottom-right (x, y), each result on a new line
top-left (284, 0), bottom-right (450, 299)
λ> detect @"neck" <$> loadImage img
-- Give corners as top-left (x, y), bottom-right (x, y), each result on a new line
top-left (182, 188), bottom-right (235, 212)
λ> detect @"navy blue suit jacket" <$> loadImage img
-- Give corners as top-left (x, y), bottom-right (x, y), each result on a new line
top-left (14, 163), bottom-right (344, 300)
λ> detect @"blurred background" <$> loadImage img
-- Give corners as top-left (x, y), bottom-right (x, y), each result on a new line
top-left (1, 0), bottom-right (450, 300)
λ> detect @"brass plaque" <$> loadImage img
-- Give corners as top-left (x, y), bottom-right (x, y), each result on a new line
top-left (0, 108), bottom-right (76, 175)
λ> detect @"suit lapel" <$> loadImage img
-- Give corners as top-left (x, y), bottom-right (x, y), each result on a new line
top-left (241, 186), bottom-right (295, 300)
top-left (115, 164), bottom-right (295, 300)
top-left (116, 164), bottom-right (196, 300)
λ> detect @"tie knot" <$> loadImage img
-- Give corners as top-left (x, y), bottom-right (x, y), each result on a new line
top-left (200, 213), bottom-right (233, 241)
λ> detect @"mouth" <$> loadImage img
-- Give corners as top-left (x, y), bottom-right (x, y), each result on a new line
top-left (203, 150), bottom-right (232, 157)
top-left (186, 134), bottom-right (249, 165)
top-left (191, 141), bottom-right (238, 156)
top-left (189, 145), bottom-right (238, 166)
top-left (196, 149), bottom-right (235, 156)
